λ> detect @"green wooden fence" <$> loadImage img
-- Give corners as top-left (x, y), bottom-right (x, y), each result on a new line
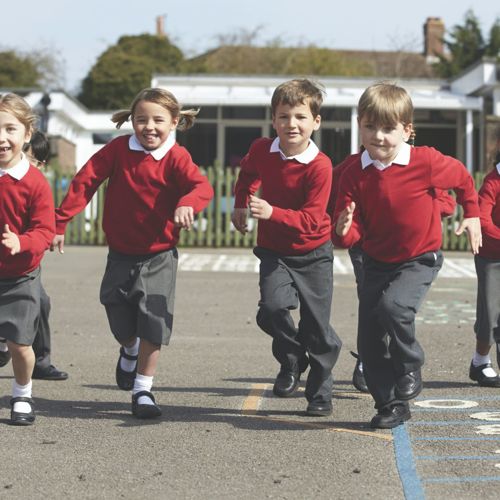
top-left (48, 168), bottom-right (485, 251)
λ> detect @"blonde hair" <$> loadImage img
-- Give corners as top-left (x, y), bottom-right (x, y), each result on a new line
top-left (271, 79), bottom-right (325, 118)
top-left (0, 93), bottom-right (38, 135)
top-left (111, 88), bottom-right (198, 131)
top-left (358, 82), bottom-right (414, 128)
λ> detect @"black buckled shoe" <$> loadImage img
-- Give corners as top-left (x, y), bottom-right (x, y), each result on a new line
top-left (132, 391), bottom-right (162, 419)
top-left (32, 364), bottom-right (69, 381)
top-left (116, 347), bottom-right (138, 391)
top-left (350, 351), bottom-right (369, 393)
top-left (306, 401), bottom-right (333, 417)
top-left (395, 370), bottom-right (422, 400)
top-left (10, 397), bottom-right (35, 426)
top-left (273, 368), bottom-right (300, 397)
top-left (0, 348), bottom-right (11, 368)
top-left (469, 361), bottom-right (500, 387)
top-left (370, 403), bottom-right (411, 429)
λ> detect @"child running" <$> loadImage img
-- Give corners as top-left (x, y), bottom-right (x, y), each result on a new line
top-left (232, 79), bottom-right (342, 417)
top-left (333, 81), bottom-right (481, 428)
top-left (0, 93), bottom-right (55, 425)
top-left (52, 88), bottom-right (214, 419)
top-left (468, 152), bottom-right (500, 387)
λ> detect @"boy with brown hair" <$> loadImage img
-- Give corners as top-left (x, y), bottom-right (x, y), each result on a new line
top-left (232, 79), bottom-right (342, 416)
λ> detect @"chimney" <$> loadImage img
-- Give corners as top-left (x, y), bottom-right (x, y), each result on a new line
top-left (424, 17), bottom-right (445, 63)
top-left (156, 15), bottom-right (166, 37)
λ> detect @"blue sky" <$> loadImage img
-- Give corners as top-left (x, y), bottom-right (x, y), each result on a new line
top-left (4, 1), bottom-right (499, 93)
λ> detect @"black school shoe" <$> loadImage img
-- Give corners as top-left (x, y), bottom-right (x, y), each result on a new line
top-left (370, 403), bottom-right (411, 429)
top-left (306, 401), bottom-right (333, 417)
top-left (469, 361), bottom-right (500, 387)
top-left (10, 397), bottom-right (35, 426)
top-left (115, 347), bottom-right (138, 391)
top-left (350, 351), bottom-right (369, 393)
top-left (273, 368), bottom-right (300, 397)
top-left (0, 349), bottom-right (11, 368)
top-left (132, 391), bottom-right (162, 419)
top-left (394, 370), bottom-right (422, 400)
top-left (32, 364), bottom-right (69, 381)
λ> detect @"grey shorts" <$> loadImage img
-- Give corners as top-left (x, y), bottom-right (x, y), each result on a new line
top-left (0, 267), bottom-right (41, 345)
top-left (474, 255), bottom-right (500, 345)
top-left (99, 248), bottom-right (178, 345)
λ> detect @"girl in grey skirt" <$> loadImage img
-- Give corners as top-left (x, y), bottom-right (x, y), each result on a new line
top-left (0, 93), bottom-right (55, 425)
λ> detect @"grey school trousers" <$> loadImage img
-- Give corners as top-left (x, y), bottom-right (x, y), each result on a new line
top-left (253, 241), bottom-right (342, 405)
top-left (474, 255), bottom-right (500, 345)
top-left (358, 251), bottom-right (443, 409)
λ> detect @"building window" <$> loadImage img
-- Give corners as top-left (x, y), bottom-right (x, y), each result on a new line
top-left (222, 107), bottom-right (266, 119)
top-left (176, 123), bottom-right (217, 167)
top-left (92, 133), bottom-right (114, 144)
top-left (321, 128), bottom-right (351, 165)
top-left (321, 107), bottom-right (351, 122)
top-left (183, 106), bottom-right (217, 119)
top-left (224, 127), bottom-right (262, 168)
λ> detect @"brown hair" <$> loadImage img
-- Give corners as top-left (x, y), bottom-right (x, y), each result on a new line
top-left (358, 81), bottom-right (413, 128)
top-left (111, 88), bottom-right (199, 131)
top-left (0, 93), bottom-right (38, 135)
top-left (271, 79), bottom-right (325, 117)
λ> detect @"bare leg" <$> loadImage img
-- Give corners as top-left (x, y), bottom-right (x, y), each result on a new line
top-left (476, 339), bottom-right (492, 356)
top-left (7, 341), bottom-right (35, 385)
top-left (137, 339), bottom-right (161, 376)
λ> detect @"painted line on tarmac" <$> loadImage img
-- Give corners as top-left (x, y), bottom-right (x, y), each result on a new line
top-left (240, 383), bottom-right (392, 441)
top-left (392, 425), bottom-right (425, 500)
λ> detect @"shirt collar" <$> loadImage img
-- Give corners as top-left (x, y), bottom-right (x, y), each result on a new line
top-left (270, 137), bottom-right (319, 164)
top-left (129, 133), bottom-right (176, 160)
top-left (361, 142), bottom-right (411, 170)
top-left (0, 154), bottom-right (30, 180)
top-left (496, 162), bottom-right (500, 175)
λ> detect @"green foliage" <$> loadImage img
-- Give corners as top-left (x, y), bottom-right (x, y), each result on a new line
top-left (434, 10), bottom-right (500, 78)
top-left (0, 50), bottom-right (41, 87)
top-left (186, 45), bottom-right (373, 77)
top-left (78, 34), bottom-right (184, 110)
top-left (485, 18), bottom-right (500, 58)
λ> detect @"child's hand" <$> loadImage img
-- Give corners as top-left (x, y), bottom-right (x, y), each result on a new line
top-left (335, 202), bottom-right (356, 237)
top-left (249, 195), bottom-right (273, 220)
top-left (174, 206), bottom-right (194, 230)
top-left (1, 224), bottom-right (21, 255)
top-left (50, 235), bottom-right (65, 254)
top-left (231, 208), bottom-right (249, 234)
top-left (455, 216), bottom-right (482, 255)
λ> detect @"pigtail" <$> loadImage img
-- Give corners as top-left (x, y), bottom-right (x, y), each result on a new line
top-left (111, 110), bottom-right (132, 129)
top-left (177, 108), bottom-right (199, 131)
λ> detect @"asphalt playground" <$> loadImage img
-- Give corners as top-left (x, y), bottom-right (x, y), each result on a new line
top-left (1, 246), bottom-right (500, 499)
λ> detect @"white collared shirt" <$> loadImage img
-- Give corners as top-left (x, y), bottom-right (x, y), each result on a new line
top-left (0, 154), bottom-right (30, 180)
top-left (269, 137), bottom-right (320, 164)
top-left (361, 142), bottom-right (412, 171)
top-left (496, 162), bottom-right (500, 174)
top-left (129, 132), bottom-right (176, 160)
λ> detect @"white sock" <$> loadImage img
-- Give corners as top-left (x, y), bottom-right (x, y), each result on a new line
top-left (133, 373), bottom-right (154, 406)
top-left (12, 380), bottom-right (33, 413)
top-left (0, 341), bottom-right (8, 352)
top-left (473, 352), bottom-right (497, 377)
top-left (358, 362), bottom-right (364, 373)
top-left (120, 338), bottom-right (139, 372)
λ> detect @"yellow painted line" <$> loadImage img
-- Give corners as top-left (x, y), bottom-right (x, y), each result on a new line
top-left (241, 383), bottom-right (392, 442)
top-left (241, 383), bottom-right (269, 415)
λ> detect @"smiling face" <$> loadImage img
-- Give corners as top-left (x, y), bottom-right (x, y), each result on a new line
top-left (358, 116), bottom-right (412, 165)
top-left (0, 110), bottom-right (31, 169)
top-left (132, 100), bottom-right (179, 151)
top-left (272, 101), bottom-right (321, 157)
